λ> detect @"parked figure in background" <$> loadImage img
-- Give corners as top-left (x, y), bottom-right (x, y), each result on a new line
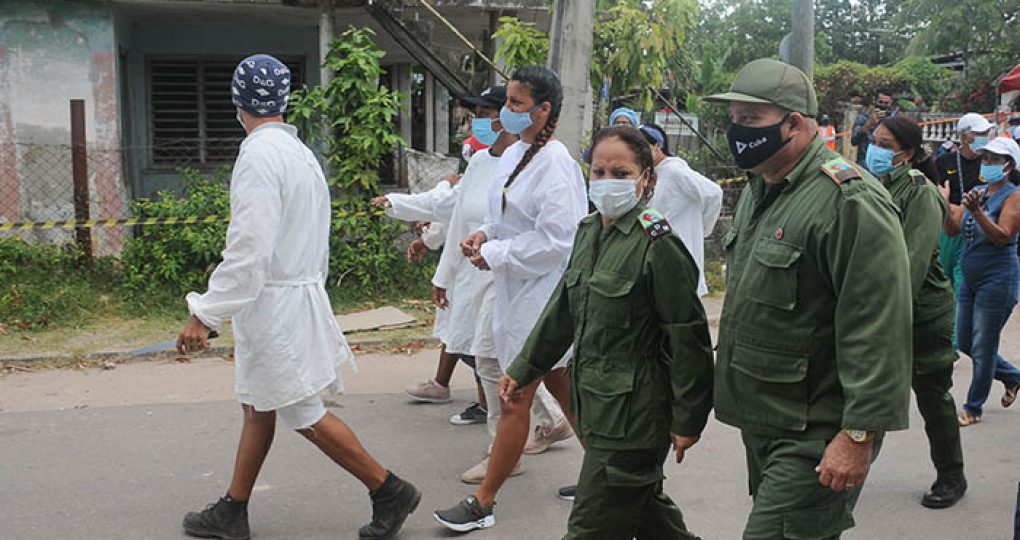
top-left (501, 126), bottom-right (713, 539)
top-left (707, 59), bottom-right (913, 539)
top-left (941, 137), bottom-right (1020, 426)
top-left (865, 115), bottom-right (967, 508)
top-left (435, 65), bottom-right (587, 533)
top-left (937, 113), bottom-right (998, 347)
top-left (851, 87), bottom-right (897, 166)
top-left (177, 54), bottom-right (419, 540)
top-left (639, 123), bottom-right (723, 297)
top-left (373, 163), bottom-right (489, 425)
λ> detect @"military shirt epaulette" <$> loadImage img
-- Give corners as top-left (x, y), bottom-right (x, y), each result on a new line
top-left (820, 157), bottom-right (862, 185)
top-left (907, 168), bottom-right (928, 186)
top-left (638, 208), bottom-right (672, 240)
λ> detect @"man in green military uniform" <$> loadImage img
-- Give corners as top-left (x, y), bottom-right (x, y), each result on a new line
top-left (706, 59), bottom-right (914, 539)
top-left (500, 127), bottom-right (714, 539)
top-left (867, 118), bottom-right (966, 507)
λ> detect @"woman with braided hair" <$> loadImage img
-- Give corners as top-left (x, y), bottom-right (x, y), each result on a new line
top-left (434, 65), bottom-right (588, 532)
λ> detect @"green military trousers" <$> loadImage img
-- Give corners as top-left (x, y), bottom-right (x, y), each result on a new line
top-left (913, 364), bottom-right (965, 482)
top-left (564, 444), bottom-right (700, 540)
top-left (741, 433), bottom-right (884, 540)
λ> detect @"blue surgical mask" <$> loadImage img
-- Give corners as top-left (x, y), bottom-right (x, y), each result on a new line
top-left (471, 118), bottom-right (500, 146)
top-left (865, 144), bottom-right (900, 177)
top-left (588, 179), bottom-right (640, 218)
top-left (499, 105), bottom-right (538, 135)
top-left (981, 163), bottom-right (1006, 184)
top-left (971, 136), bottom-right (990, 151)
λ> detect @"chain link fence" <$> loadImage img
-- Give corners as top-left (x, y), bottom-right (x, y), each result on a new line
top-left (0, 141), bottom-right (127, 257)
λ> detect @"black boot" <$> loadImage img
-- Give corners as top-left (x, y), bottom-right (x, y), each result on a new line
top-left (921, 477), bottom-right (967, 509)
top-left (182, 495), bottom-right (250, 540)
top-left (359, 471), bottom-right (421, 540)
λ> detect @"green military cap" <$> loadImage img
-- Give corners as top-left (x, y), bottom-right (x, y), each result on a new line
top-left (705, 58), bottom-right (818, 117)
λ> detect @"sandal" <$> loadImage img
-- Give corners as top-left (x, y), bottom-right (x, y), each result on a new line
top-left (1002, 385), bottom-right (1020, 408)
top-left (957, 411), bottom-right (981, 426)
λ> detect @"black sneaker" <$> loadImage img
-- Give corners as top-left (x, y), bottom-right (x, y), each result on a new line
top-left (921, 477), bottom-right (967, 509)
top-left (434, 495), bottom-right (496, 532)
top-left (450, 403), bottom-right (488, 425)
top-left (359, 471), bottom-right (421, 539)
top-left (557, 485), bottom-right (576, 501)
top-left (182, 495), bottom-right (250, 540)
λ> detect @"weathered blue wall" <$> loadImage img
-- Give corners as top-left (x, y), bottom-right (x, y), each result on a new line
top-left (0, 0), bottom-right (124, 248)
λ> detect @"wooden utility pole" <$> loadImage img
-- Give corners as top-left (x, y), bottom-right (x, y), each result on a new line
top-left (546, 0), bottom-right (595, 159)
top-left (789, 0), bottom-right (815, 80)
top-left (70, 99), bottom-right (92, 266)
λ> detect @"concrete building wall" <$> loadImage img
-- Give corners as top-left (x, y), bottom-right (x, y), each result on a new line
top-left (0, 0), bottom-right (124, 238)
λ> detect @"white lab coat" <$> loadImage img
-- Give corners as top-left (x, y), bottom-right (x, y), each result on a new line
top-left (649, 156), bottom-right (723, 297)
top-left (478, 140), bottom-right (587, 370)
top-left (384, 180), bottom-right (457, 346)
top-left (186, 123), bottom-right (354, 411)
top-left (432, 151), bottom-right (499, 358)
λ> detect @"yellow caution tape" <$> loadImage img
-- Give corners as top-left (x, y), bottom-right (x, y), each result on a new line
top-left (715, 176), bottom-right (747, 186)
top-left (0, 209), bottom-right (389, 231)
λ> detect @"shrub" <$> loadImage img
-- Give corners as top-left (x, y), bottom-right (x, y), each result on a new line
top-left (119, 168), bottom-right (230, 300)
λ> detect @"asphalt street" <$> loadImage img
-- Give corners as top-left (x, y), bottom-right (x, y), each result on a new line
top-left (2, 327), bottom-right (1020, 539)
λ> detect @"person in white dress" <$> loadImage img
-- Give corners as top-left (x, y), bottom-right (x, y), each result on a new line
top-left (640, 123), bottom-right (723, 297)
top-left (176, 54), bottom-right (419, 540)
top-left (373, 88), bottom-right (567, 482)
top-left (435, 65), bottom-right (588, 532)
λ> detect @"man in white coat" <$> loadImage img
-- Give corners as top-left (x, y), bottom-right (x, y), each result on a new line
top-left (176, 54), bottom-right (419, 540)
top-left (640, 124), bottom-right (723, 297)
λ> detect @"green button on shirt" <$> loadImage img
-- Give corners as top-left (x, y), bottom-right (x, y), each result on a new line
top-left (715, 137), bottom-right (914, 440)
top-left (505, 204), bottom-right (714, 451)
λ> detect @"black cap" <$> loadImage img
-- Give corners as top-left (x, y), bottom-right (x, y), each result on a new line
top-left (462, 86), bottom-right (507, 109)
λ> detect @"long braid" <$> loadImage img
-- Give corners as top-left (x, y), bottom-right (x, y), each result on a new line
top-left (502, 114), bottom-right (558, 212)
top-left (500, 65), bottom-right (564, 213)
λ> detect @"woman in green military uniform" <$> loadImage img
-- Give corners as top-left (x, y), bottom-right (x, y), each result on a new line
top-left (499, 126), bottom-right (714, 539)
top-left (865, 115), bottom-right (967, 509)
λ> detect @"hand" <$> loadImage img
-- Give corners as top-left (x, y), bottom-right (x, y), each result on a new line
top-left (406, 238), bottom-right (428, 263)
top-left (370, 195), bottom-right (391, 208)
top-left (432, 286), bottom-right (448, 309)
top-left (444, 173), bottom-right (462, 186)
top-left (498, 375), bottom-right (522, 403)
top-left (937, 181), bottom-right (950, 202)
top-left (816, 432), bottom-right (872, 492)
top-left (671, 434), bottom-right (700, 464)
top-left (176, 315), bottom-right (212, 355)
top-left (469, 253), bottom-right (491, 271)
top-left (460, 231), bottom-right (487, 257)
top-left (962, 189), bottom-right (982, 212)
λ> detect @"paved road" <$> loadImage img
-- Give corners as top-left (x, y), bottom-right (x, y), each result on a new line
top-left (3, 311), bottom-right (1020, 539)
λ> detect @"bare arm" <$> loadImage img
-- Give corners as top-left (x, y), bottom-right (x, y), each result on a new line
top-left (972, 191), bottom-right (1020, 247)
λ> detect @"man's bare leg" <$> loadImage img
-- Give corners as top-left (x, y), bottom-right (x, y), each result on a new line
top-left (226, 404), bottom-right (277, 501)
top-left (297, 411), bottom-right (388, 490)
top-left (476, 381), bottom-right (488, 411)
top-left (474, 378), bottom-right (542, 508)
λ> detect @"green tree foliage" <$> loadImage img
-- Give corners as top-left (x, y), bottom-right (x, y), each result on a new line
top-left (813, 58), bottom-right (955, 116)
top-left (492, 16), bottom-right (549, 71)
top-left (289, 27), bottom-right (432, 292)
top-left (592, 0), bottom-right (697, 110)
top-left (289, 27), bottom-right (404, 194)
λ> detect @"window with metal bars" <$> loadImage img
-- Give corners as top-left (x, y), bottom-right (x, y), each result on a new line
top-left (147, 56), bottom-right (303, 169)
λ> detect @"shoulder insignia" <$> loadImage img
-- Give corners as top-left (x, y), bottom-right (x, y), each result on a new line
top-left (639, 208), bottom-right (672, 240)
top-left (908, 168), bottom-right (928, 186)
top-left (821, 157), bottom-right (862, 185)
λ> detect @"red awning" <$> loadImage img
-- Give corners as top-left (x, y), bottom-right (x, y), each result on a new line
top-left (1000, 64), bottom-right (1020, 94)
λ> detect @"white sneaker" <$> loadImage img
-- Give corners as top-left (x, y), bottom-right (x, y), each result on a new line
top-left (460, 456), bottom-right (525, 484)
top-left (523, 420), bottom-right (573, 454)
top-left (405, 379), bottom-right (451, 403)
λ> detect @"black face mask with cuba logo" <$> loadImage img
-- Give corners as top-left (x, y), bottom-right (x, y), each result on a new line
top-left (727, 112), bottom-right (792, 169)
